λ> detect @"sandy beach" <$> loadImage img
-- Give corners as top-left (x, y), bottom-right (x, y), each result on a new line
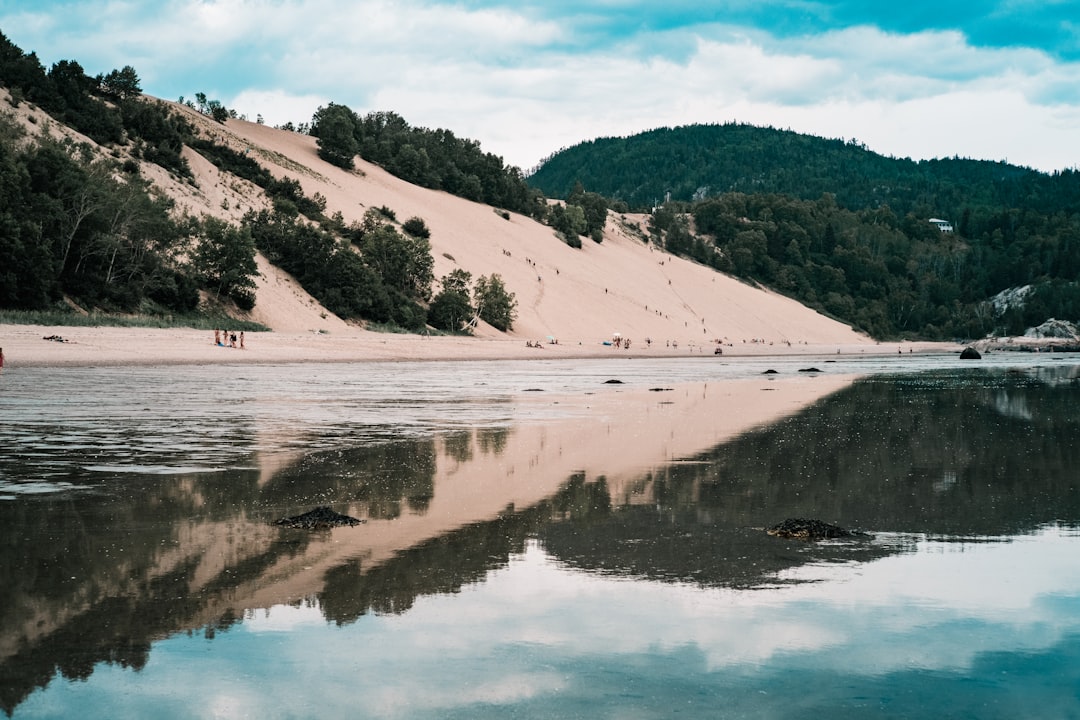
top-left (0, 323), bottom-right (959, 368)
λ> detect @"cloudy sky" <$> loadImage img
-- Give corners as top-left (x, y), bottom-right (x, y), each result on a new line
top-left (2, 1), bottom-right (1078, 173)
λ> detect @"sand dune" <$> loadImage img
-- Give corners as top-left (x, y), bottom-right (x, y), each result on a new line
top-left (0, 98), bottom-right (958, 367)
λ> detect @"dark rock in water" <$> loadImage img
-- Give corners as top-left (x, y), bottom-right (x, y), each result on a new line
top-left (766, 518), bottom-right (868, 540)
top-left (959, 347), bottom-right (982, 359)
top-left (798, 367), bottom-right (822, 373)
top-left (762, 369), bottom-right (779, 375)
top-left (649, 387), bottom-right (673, 392)
top-left (604, 379), bottom-right (624, 384)
top-left (274, 506), bottom-right (363, 529)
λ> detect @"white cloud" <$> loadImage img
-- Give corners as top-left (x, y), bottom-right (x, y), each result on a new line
top-left (2, 1), bottom-right (1078, 171)
top-left (229, 88), bottom-right (328, 126)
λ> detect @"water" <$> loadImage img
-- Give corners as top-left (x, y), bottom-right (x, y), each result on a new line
top-left (1, 355), bottom-right (1079, 718)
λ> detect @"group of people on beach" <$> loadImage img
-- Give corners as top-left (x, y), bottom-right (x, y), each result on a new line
top-left (214, 329), bottom-right (244, 349)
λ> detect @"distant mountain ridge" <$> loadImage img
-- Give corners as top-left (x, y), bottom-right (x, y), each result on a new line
top-left (527, 123), bottom-right (1077, 218)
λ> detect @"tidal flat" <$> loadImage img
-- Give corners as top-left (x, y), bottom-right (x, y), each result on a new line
top-left (1, 355), bottom-right (1078, 719)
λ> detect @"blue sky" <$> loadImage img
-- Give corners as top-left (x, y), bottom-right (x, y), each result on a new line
top-left (1, 0), bottom-right (1078, 172)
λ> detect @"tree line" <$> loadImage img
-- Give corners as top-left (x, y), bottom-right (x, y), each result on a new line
top-left (643, 191), bottom-right (1080, 339)
top-left (310, 103), bottom-right (547, 220)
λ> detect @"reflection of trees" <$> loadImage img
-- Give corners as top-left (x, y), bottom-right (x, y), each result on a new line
top-left (0, 436), bottom-right (439, 715)
top-left (540, 367), bottom-right (1080, 586)
top-left (320, 504), bottom-right (539, 624)
top-left (541, 473), bottom-right (900, 588)
top-left (0, 474), bottom-right (313, 712)
top-left (476, 426), bottom-right (511, 456)
top-left (690, 368), bottom-right (1080, 536)
top-left (317, 472), bottom-right (605, 625)
top-left (441, 431), bottom-right (474, 464)
top-left (259, 439), bottom-right (437, 519)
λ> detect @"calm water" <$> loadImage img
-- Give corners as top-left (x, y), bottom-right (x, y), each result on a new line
top-left (1, 355), bottom-right (1079, 719)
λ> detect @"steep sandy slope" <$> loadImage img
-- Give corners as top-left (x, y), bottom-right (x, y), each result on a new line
top-left (5, 91), bottom-right (872, 348)
top-left (174, 105), bottom-right (870, 348)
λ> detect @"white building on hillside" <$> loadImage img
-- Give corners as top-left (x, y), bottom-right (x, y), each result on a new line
top-left (929, 218), bottom-right (954, 233)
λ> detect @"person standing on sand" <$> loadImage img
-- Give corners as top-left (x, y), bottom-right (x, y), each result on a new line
top-left (240, 332), bottom-right (245, 349)
top-left (214, 329), bottom-right (221, 346)
top-left (0, 347), bottom-right (4, 371)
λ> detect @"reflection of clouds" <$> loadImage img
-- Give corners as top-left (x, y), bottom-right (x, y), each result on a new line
top-left (380, 529), bottom-right (1080, 679)
top-left (364, 672), bottom-right (566, 718)
top-left (245, 603), bottom-right (325, 633)
top-left (991, 390), bottom-right (1033, 421)
top-left (25, 529), bottom-right (1080, 718)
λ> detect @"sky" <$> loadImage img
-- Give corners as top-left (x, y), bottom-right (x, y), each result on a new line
top-left (1, 0), bottom-right (1078, 173)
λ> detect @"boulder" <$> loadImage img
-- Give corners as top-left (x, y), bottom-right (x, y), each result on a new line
top-left (959, 347), bottom-right (982, 359)
top-left (766, 518), bottom-right (869, 540)
top-left (273, 506), bottom-right (363, 529)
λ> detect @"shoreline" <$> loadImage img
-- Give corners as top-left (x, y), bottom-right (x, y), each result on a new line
top-left (1, 323), bottom-right (964, 368)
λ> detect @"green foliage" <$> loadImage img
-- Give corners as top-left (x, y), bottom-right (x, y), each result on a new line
top-left (312, 102), bottom-right (359, 169)
top-left (402, 216), bottom-right (430, 239)
top-left (193, 92), bottom-right (232, 123)
top-left (548, 203), bottom-right (586, 247)
top-left (97, 65), bottom-right (141, 100)
top-left (0, 307), bottom-right (266, 330)
top-left (0, 33), bottom-right (192, 176)
top-left (188, 138), bottom-right (272, 186)
top-left (474, 274), bottom-right (516, 331)
top-left (0, 114), bottom-right (212, 316)
top-left (651, 189), bottom-right (1080, 339)
top-left (119, 98), bottom-right (193, 176)
top-left (427, 269), bottom-right (474, 332)
top-left (311, 107), bottom-right (548, 219)
top-left (532, 119), bottom-right (1080, 340)
top-left (528, 122), bottom-right (1074, 219)
top-left (566, 182), bottom-right (608, 242)
top-left (192, 217), bottom-right (259, 310)
top-left (357, 223), bottom-right (434, 302)
top-left (243, 206), bottom-right (432, 330)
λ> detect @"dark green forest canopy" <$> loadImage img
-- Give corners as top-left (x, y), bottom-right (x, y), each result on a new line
top-left (527, 122), bottom-right (1080, 219)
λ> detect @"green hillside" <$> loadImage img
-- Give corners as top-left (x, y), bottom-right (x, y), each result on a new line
top-left (526, 123), bottom-right (1078, 218)
top-left (528, 123), bottom-right (1080, 340)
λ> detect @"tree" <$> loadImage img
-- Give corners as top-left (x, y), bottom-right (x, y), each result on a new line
top-left (194, 92), bottom-right (231, 123)
top-left (358, 224), bottom-right (434, 301)
top-left (194, 217), bottom-right (258, 309)
top-left (312, 103), bottom-right (359, 170)
top-left (549, 203), bottom-right (586, 247)
top-left (98, 65), bottom-right (141, 100)
top-left (427, 268), bottom-right (473, 332)
top-left (474, 274), bottom-right (516, 331)
top-left (567, 182), bottom-right (608, 242)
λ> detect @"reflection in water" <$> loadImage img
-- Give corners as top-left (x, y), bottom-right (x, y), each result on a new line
top-left (0, 360), bottom-right (1078, 717)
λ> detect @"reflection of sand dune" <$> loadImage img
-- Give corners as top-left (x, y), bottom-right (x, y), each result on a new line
top-left (1, 376), bottom-right (855, 674)
top-left (193, 375), bottom-right (857, 619)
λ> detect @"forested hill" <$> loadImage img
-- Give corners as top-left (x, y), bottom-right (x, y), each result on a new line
top-left (529, 122), bottom-right (1080, 341)
top-left (527, 123), bottom-right (1080, 218)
